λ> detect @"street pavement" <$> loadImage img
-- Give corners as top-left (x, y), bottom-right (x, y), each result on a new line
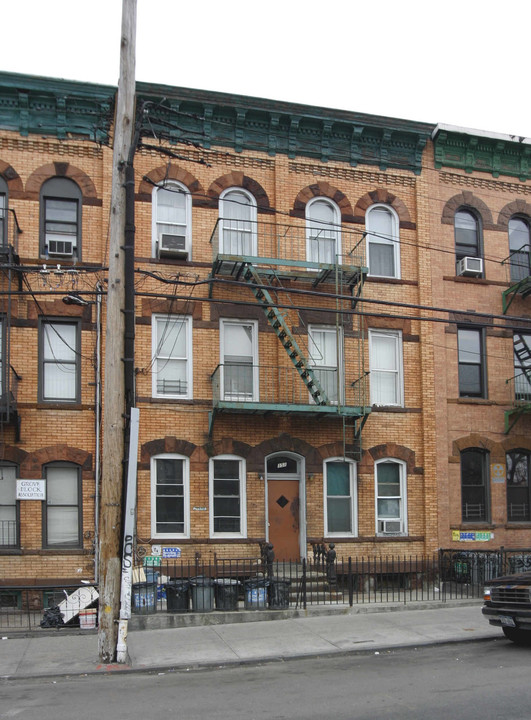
top-left (0, 600), bottom-right (501, 680)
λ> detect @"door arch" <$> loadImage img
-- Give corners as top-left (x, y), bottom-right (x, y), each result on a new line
top-left (265, 452), bottom-right (305, 561)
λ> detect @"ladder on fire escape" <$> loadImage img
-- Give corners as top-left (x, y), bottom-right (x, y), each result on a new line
top-left (506, 333), bottom-right (531, 433)
top-left (514, 334), bottom-right (531, 382)
top-left (241, 263), bottom-right (330, 406)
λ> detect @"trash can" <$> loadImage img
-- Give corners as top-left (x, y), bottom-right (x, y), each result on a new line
top-left (165, 580), bottom-right (190, 613)
top-left (132, 582), bottom-right (157, 615)
top-left (269, 578), bottom-right (291, 609)
top-left (244, 579), bottom-right (269, 610)
top-left (190, 576), bottom-right (215, 612)
top-left (214, 579), bottom-right (239, 611)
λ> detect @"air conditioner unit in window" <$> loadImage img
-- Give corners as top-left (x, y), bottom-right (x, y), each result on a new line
top-left (457, 256), bottom-right (483, 276)
top-left (381, 520), bottom-right (402, 534)
top-left (48, 240), bottom-right (74, 257)
top-left (158, 233), bottom-right (188, 259)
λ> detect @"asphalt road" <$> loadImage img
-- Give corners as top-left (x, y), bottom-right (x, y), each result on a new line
top-left (1, 638), bottom-right (530, 720)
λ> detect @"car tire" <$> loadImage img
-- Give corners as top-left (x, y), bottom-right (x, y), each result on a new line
top-left (502, 626), bottom-right (531, 646)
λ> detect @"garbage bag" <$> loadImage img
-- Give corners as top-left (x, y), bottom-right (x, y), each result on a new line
top-left (40, 605), bottom-right (65, 628)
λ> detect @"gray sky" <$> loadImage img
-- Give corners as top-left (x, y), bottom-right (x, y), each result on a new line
top-left (3, 0), bottom-right (530, 138)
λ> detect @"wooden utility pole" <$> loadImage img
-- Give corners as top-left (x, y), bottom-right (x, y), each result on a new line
top-left (98, 0), bottom-right (137, 664)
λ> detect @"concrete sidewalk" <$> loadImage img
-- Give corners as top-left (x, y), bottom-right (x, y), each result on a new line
top-left (0, 601), bottom-right (500, 680)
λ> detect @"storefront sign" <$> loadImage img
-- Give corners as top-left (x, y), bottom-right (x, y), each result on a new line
top-left (162, 546), bottom-right (182, 558)
top-left (452, 530), bottom-right (493, 542)
top-left (16, 479), bottom-right (46, 500)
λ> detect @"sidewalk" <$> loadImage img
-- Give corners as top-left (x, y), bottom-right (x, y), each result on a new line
top-left (0, 600), bottom-right (500, 680)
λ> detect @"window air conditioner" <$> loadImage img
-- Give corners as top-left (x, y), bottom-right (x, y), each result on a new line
top-left (48, 240), bottom-right (74, 257)
top-left (158, 233), bottom-right (188, 259)
top-left (457, 256), bottom-right (483, 276)
top-left (381, 520), bottom-right (402, 534)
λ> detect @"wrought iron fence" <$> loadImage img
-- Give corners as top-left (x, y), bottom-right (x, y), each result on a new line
top-left (4, 549), bottom-right (530, 631)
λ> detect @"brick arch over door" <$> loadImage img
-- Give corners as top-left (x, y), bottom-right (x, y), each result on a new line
top-left (206, 172), bottom-right (272, 213)
top-left (441, 192), bottom-right (494, 229)
top-left (138, 165), bottom-right (204, 203)
top-left (25, 162), bottom-right (98, 202)
top-left (354, 188), bottom-right (414, 229)
top-left (0, 444), bottom-right (28, 466)
top-left (141, 437), bottom-right (197, 462)
top-left (291, 181), bottom-right (354, 222)
top-left (0, 160), bottom-right (23, 195)
top-left (22, 444), bottom-right (93, 476)
top-left (497, 199), bottom-right (531, 228)
top-left (247, 433), bottom-right (322, 473)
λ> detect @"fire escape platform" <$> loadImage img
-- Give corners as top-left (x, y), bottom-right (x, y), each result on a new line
top-left (502, 276), bottom-right (531, 313)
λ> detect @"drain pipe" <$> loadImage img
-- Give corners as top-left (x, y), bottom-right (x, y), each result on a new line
top-left (94, 282), bottom-right (103, 583)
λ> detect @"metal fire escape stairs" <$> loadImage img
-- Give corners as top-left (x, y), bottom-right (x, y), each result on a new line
top-left (505, 333), bottom-right (531, 433)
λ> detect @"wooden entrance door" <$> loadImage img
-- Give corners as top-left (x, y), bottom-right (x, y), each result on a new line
top-left (267, 479), bottom-right (300, 561)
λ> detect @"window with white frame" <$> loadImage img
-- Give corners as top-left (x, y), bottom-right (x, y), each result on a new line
top-left (306, 197), bottom-right (341, 265)
top-left (375, 459), bottom-right (407, 535)
top-left (40, 178), bottom-right (82, 259)
top-left (151, 454), bottom-right (189, 537)
top-left (219, 188), bottom-right (257, 255)
top-left (152, 315), bottom-right (192, 399)
top-left (43, 463), bottom-right (82, 547)
top-left (366, 205), bottom-right (400, 278)
top-left (369, 329), bottom-right (403, 407)
top-left (0, 463), bottom-right (18, 548)
top-left (210, 455), bottom-right (246, 537)
top-left (308, 325), bottom-right (341, 403)
top-left (220, 319), bottom-right (258, 401)
top-left (39, 320), bottom-right (80, 403)
top-left (152, 181), bottom-right (191, 259)
top-left (324, 459), bottom-right (356, 536)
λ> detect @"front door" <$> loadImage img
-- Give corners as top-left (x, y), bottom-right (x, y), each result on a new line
top-left (266, 454), bottom-right (302, 561)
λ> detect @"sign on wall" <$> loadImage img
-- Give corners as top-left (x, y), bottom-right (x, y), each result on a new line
top-left (452, 530), bottom-right (493, 542)
top-left (16, 479), bottom-right (46, 501)
top-left (491, 463), bottom-right (505, 483)
top-left (162, 547), bottom-right (182, 559)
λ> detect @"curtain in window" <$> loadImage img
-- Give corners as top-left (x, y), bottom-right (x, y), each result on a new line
top-left (0, 465), bottom-right (17, 546)
top-left (156, 187), bottom-right (187, 238)
top-left (221, 190), bottom-right (255, 255)
top-left (509, 218), bottom-right (530, 282)
top-left (223, 323), bottom-right (254, 399)
top-left (46, 466), bottom-right (79, 546)
top-left (368, 207), bottom-right (395, 277)
top-left (307, 200), bottom-right (339, 264)
top-left (43, 323), bottom-right (77, 400)
top-left (155, 317), bottom-right (188, 396)
top-left (377, 462), bottom-right (401, 519)
top-left (370, 333), bottom-right (399, 405)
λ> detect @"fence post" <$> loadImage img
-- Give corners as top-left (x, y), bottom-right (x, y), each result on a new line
top-left (302, 558), bottom-right (307, 610)
top-left (348, 557), bottom-right (353, 607)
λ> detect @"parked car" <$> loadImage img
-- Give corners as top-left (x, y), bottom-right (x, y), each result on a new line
top-left (482, 571), bottom-right (531, 645)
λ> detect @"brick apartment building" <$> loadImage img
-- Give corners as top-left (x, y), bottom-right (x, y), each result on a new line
top-left (0, 71), bottom-right (529, 589)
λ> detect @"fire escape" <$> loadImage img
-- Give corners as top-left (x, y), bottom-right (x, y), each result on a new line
top-left (502, 243), bottom-right (531, 433)
top-left (208, 217), bottom-right (371, 459)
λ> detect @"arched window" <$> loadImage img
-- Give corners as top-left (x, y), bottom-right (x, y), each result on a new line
top-left (0, 462), bottom-right (18, 548)
top-left (40, 178), bottom-right (82, 259)
top-left (324, 458), bottom-right (357, 536)
top-left (42, 462), bottom-right (82, 547)
top-left (508, 217), bottom-right (531, 282)
top-left (209, 455), bottom-right (246, 537)
top-left (506, 450), bottom-right (531, 522)
top-left (150, 453), bottom-right (190, 538)
top-left (0, 176), bottom-right (8, 248)
top-left (461, 449), bottom-right (489, 522)
top-left (306, 197), bottom-right (341, 264)
top-left (455, 209), bottom-right (482, 275)
top-left (366, 205), bottom-right (400, 278)
top-left (219, 188), bottom-right (257, 255)
top-left (152, 181), bottom-right (191, 259)
top-left (375, 458), bottom-right (407, 535)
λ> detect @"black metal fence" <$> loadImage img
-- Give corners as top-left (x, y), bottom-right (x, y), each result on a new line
top-left (3, 548), bottom-right (530, 631)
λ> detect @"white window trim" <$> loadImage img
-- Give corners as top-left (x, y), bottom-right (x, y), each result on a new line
top-left (151, 181), bottom-right (192, 259)
top-left (323, 457), bottom-right (357, 537)
top-left (152, 314), bottom-right (193, 399)
top-left (219, 187), bottom-right (258, 256)
top-left (374, 458), bottom-right (408, 536)
top-left (366, 204), bottom-right (400, 279)
top-left (308, 324), bottom-right (343, 404)
top-left (219, 318), bottom-right (259, 401)
top-left (305, 197), bottom-right (342, 265)
top-left (369, 329), bottom-right (404, 407)
top-left (209, 454), bottom-right (247, 539)
top-left (150, 453), bottom-right (190, 539)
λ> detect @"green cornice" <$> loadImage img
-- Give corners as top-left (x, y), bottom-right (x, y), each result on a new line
top-left (0, 71), bottom-right (115, 143)
top-left (136, 82), bottom-right (434, 175)
top-left (433, 126), bottom-right (531, 182)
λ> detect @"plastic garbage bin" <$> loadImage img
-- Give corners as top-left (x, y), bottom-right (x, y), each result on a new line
top-left (244, 579), bottom-right (269, 610)
top-left (190, 576), bottom-right (215, 612)
top-left (269, 578), bottom-right (291, 609)
top-left (214, 579), bottom-right (239, 611)
top-left (132, 582), bottom-right (157, 615)
top-left (165, 580), bottom-right (190, 613)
